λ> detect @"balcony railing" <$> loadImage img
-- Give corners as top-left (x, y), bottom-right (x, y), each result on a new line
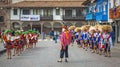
top-left (109, 5), bottom-right (120, 19)
top-left (40, 15), bottom-right (53, 21)
top-left (63, 15), bottom-right (85, 21)
top-left (86, 12), bottom-right (96, 20)
top-left (96, 12), bottom-right (108, 21)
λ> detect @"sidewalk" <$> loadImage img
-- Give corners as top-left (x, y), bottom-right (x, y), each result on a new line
top-left (0, 43), bottom-right (6, 56)
top-left (113, 43), bottom-right (120, 50)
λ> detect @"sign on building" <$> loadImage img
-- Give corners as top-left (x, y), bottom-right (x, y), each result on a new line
top-left (20, 15), bottom-right (40, 21)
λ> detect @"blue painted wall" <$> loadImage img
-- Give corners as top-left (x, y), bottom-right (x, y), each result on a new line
top-left (96, 0), bottom-right (108, 21)
top-left (85, 0), bottom-right (108, 22)
top-left (85, 2), bottom-right (96, 20)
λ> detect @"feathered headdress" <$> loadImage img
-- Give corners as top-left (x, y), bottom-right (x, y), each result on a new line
top-left (4, 29), bottom-right (12, 34)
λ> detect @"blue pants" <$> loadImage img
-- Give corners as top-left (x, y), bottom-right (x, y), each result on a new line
top-left (54, 35), bottom-right (57, 43)
top-left (60, 45), bottom-right (68, 58)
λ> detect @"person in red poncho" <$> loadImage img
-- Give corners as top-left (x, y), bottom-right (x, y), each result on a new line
top-left (57, 25), bottom-right (72, 62)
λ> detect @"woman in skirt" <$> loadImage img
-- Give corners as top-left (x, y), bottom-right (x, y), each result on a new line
top-left (3, 30), bottom-right (13, 59)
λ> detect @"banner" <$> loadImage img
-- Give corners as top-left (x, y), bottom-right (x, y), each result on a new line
top-left (21, 15), bottom-right (40, 21)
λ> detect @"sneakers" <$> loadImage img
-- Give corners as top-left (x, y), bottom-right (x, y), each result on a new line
top-left (57, 59), bottom-right (68, 63)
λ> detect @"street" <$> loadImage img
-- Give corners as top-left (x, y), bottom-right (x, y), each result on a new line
top-left (0, 39), bottom-right (120, 67)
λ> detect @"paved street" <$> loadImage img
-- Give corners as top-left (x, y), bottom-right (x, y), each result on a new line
top-left (0, 39), bottom-right (120, 67)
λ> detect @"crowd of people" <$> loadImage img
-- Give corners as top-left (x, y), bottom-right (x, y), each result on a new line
top-left (58, 24), bottom-right (113, 62)
top-left (1, 29), bottom-right (39, 59)
top-left (74, 25), bottom-right (113, 57)
top-left (0, 24), bottom-right (114, 60)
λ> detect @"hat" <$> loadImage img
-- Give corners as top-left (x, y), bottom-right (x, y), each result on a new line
top-left (89, 26), bottom-right (96, 34)
top-left (4, 29), bottom-right (12, 34)
top-left (75, 27), bottom-right (81, 32)
top-left (69, 26), bottom-right (75, 30)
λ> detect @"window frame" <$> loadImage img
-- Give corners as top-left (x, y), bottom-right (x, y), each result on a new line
top-left (0, 16), bottom-right (4, 22)
top-left (56, 9), bottom-right (60, 15)
top-left (43, 9), bottom-right (52, 16)
top-left (22, 9), bottom-right (30, 15)
top-left (13, 9), bottom-right (18, 15)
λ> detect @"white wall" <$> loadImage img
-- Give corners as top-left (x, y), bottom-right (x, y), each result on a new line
top-left (53, 8), bottom-right (63, 20)
top-left (12, 0), bottom-right (24, 3)
top-left (108, 0), bottom-right (113, 22)
top-left (116, 0), bottom-right (120, 6)
top-left (72, 9), bottom-right (76, 16)
top-left (108, 0), bottom-right (114, 9)
top-left (10, 8), bottom-right (20, 20)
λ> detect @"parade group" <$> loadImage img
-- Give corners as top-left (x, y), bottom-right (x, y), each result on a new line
top-left (1, 30), bottom-right (39, 59)
top-left (74, 25), bottom-right (113, 57)
top-left (0, 24), bottom-right (114, 60)
top-left (58, 24), bottom-right (113, 62)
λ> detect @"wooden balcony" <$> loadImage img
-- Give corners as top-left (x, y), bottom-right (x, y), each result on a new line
top-left (63, 15), bottom-right (85, 21)
top-left (109, 5), bottom-right (120, 19)
top-left (40, 15), bottom-right (53, 21)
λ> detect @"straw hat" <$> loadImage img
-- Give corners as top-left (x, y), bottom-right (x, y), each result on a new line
top-left (69, 26), bottom-right (75, 30)
top-left (101, 25), bottom-right (113, 32)
top-left (89, 26), bottom-right (96, 34)
top-left (75, 27), bottom-right (81, 32)
top-left (81, 25), bottom-right (90, 31)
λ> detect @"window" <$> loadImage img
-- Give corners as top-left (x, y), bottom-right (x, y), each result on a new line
top-left (76, 9), bottom-right (82, 16)
top-left (22, 9), bottom-right (30, 15)
top-left (33, 9), bottom-right (42, 15)
top-left (12, 22), bottom-right (20, 30)
top-left (13, 9), bottom-right (17, 15)
top-left (56, 9), bottom-right (60, 15)
top-left (65, 9), bottom-right (72, 16)
top-left (119, 0), bottom-right (120, 5)
top-left (109, 3), bottom-right (111, 8)
top-left (0, 0), bottom-right (8, 4)
top-left (97, 6), bottom-right (99, 12)
top-left (0, 0), bottom-right (5, 2)
top-left (0, 16), bottom-right (4, 22)
top-left (43, 9), bottom-right (52, 16)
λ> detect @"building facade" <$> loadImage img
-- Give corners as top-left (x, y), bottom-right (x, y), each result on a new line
top-left (9, 0), bottom-right (87, 34)
top-left (0, 0), bottom-right (11, 31)
top-left (82, 0), bottom-right (97, 25)
top-left (109, 0), bottom-right (120, 43)
top-left (83, 0), bottom-right (120, 44)
top-left (83, 0), bottom-right (108, 24)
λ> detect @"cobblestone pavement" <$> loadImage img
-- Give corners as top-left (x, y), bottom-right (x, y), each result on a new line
top-left (0, 39), bottom-right (120, 67)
